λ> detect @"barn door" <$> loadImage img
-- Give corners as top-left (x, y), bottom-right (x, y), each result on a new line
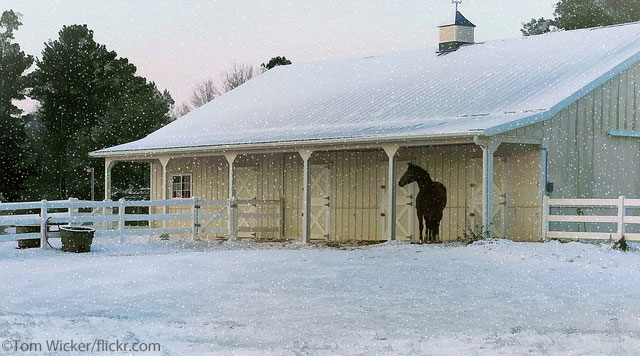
top-left (469, 157), bottom-right (508, 238)
top-left (310, 164), bottom-right (331, 239)
top-left (379, 161), bottom-right (415, 241)
top-left (236, 166), bottom-right (258, 238)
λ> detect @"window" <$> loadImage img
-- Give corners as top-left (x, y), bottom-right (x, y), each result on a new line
top-left (171, 174), bottom-right (192, 198)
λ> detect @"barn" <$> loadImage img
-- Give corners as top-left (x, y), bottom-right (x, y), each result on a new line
top-left (91, 16), bottom-right (640, 243)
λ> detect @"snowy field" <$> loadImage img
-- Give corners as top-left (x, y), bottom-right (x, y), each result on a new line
top-left (1, 238), bottom-right (639, 355)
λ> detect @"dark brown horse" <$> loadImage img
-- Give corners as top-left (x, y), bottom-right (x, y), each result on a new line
top-left (398, 163), bottom-right (447, 243)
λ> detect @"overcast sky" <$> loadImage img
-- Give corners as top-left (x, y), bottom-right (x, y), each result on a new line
top-left (6, 0), bottom-right (557, 110)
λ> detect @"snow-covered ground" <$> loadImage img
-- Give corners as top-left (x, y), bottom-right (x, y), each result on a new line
top-left (1, 238), bottom-right (639, 355)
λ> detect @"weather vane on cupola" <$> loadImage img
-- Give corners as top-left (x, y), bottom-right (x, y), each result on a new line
top-left (452, 0), bottom-right (462, 13)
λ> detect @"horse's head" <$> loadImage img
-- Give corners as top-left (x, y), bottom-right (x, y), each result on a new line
top-left (399, 163), bottom-right (430, 187)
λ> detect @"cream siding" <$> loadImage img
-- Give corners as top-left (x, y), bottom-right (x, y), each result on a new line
top-left (150, 144), bottom-right (542, 241)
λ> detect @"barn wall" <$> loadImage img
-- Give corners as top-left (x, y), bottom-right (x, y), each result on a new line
top-left (501, 61), bottom-right (640, 200)
top-left (148, 144), bottom-right (542, 242)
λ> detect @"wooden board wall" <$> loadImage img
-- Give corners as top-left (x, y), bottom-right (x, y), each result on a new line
top-left (150, 144), bottom-right (542, 242)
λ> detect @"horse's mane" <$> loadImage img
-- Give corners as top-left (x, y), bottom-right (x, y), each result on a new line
top-left (408, 163), bottom-right (432, 183)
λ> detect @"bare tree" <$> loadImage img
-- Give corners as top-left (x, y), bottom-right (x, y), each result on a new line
top-left (173, 62), bottom-right (256, 118)
top-left (171, 102), bottom-right (191, 119)
top-left (190, 77), bottom-right (220, 109)
top-left (221, 63), bottom-right (255, 93)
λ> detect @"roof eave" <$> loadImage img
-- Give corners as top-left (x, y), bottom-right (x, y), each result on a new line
top-left (89, 131), bottom-right (485, 159)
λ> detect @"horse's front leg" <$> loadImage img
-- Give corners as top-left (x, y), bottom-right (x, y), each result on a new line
top-left (418, 214), bottom-right (424, 244)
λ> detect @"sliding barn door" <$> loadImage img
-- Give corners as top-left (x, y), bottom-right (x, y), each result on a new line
top-left (310, 164), bottom-right (331, 239)
top-left (469, 157), bottom-right (508, 238)
top-left (379, 161), bottom-right (416, 241)
top-left (236, 166), bottom-right (258, 238)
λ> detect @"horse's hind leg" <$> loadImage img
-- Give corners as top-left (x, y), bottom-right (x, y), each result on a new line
top-left (428, 221), bottom-right (437, 243)
top-left (417, 214), bottom-right (424, 244)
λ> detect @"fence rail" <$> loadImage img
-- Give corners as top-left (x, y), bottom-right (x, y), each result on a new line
top-left (0, 197), bottom-right (283, 247)
top-left (543, 196), bottom-right (640, 241)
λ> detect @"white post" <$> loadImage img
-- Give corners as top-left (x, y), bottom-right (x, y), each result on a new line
top-left (278, 198), bottom-right (284, 240)
top-left (224, 153), bottom-right (238, 240)
top-left (159, 157), bottom-right (171, 229)
top-left (382, 144), bottom-right (400, 241)
top-left (475, 137), bottom-right (501, 238)
top-left (542, 195), bottom-right (550, 241)
top-left (482, 147), bottom-right (493, 237)
top-left (539, 139), bottom-right (549, 241)
top-left (299, 150), bottom-right (313, 243)
top-left (68, 197), bottom-right (78, 221)
top-left (104, 159), bottom-right (115, 201)
top-left (40, 200), bottom-right (49, 249)
top-left (192, 196), bottom-right (200, 240)
top-left (118, 198), bottom-right (126, 243)
top-left (618, 196), bottom-right (626, 240)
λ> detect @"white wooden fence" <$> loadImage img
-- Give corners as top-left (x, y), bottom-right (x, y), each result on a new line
top-left (543, 196), bottom-right (640, 241)
top-left (0, 197), bottom-right (283, 248)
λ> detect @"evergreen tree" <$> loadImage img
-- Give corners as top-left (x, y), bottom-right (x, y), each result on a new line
top-left (520, 17), bottom-right (556, 36)
top-left (261, 56), bottom-right (292, 72)
top-left (0, 10), bottom-right (33, 201)
top-left (29, 24), bottom-right (172, 200)
top-left (522, 0), bottom-right (640, 36)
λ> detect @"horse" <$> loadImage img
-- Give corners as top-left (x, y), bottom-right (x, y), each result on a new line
top-left (398, 163), bottom-right (447, 243)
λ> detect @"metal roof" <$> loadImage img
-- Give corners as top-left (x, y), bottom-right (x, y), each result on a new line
top-left (455, 11), bottom-right (475, 27)
top-left (94, 22), bottom-right (640, 156)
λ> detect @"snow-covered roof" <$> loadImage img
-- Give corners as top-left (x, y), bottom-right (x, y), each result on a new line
top-left (94, 22), bottom-right (640, 156)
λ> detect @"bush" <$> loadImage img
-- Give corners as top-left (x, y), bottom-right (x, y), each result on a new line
top-left (613, 237), bottom-right (629, 252)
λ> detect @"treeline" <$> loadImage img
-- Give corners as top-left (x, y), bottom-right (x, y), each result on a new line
top-left (0, 9), bottom-right (291, 202)
top-left (521, 0), bottom-right (640, 36)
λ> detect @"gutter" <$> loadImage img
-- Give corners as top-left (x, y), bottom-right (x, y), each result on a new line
top-left (89, 131), bottom-right (485, 159)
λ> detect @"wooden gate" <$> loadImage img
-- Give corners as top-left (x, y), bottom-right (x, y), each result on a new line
top-left (379, 161), bottom-right (415, 241)
top-left (236, 166), bottom-right (258, 237)
top-left (310, 164), bottom-right (331, 239)
top-left (469, 157), bottom-right (508, 237)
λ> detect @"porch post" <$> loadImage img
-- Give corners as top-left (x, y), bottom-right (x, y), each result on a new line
top-left (224, 153), bottom-right (238, 240)
top-left (382, 144), bottom-right (400, 241)
top-left (540, 139), bottom-right (549, 241)
top-left (159, 157), bottom-right (171, 229)
top-left (474, 137), bottom-right (501, 237)
top-left (299, 150), bottom-right (313, 243)
top-left (104, 158), bottom-right (115, 201)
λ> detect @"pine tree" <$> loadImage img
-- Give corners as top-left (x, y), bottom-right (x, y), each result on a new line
top-left (261, 56), bottom-right (292, 72)
top-left (29, 24), bottom-right (172, 200)
top-left (0, 10), bottom-right (33, 201)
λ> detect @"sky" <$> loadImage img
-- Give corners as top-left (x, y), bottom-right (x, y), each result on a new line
top-left (5, 0), bottom-right (557, 111)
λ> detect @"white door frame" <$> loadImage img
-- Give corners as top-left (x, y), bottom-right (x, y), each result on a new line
top-left (235, 165), bottom-right (258, 238)
top-left (379, 159), bottom-right (416, 241)
top-left (470, 156), bottom-right (509, 238)
top-left (310, 164), bottom-right (331, 239)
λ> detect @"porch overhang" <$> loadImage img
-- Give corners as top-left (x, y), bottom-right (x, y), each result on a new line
top-left (89, 131), bottom-right (487, 160)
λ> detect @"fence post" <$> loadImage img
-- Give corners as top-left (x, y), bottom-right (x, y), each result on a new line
top-left (541, 195), bottom-right (549, 241)
top-left (68, 197), bottom-right (76, 220)
top-left (118, 198), bottom-right (126, 244)
top-left (192, 196), bottom-right (200, 240)
top-left (40, 200), bottom-right (49, 249)
top-left (278, 198), bottom-right (284, 240)
top-left (618, 196), bottom-right (626, 240)
top-left (229, 199), bottom-right (237, 240)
